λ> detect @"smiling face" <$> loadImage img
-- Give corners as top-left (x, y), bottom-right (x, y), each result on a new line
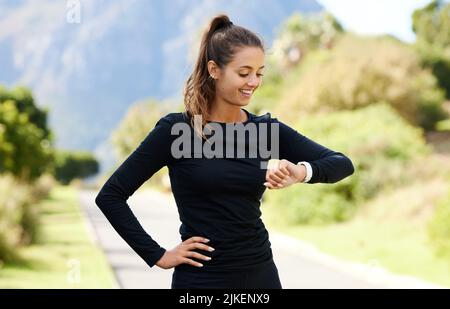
top-left (208, 46), bottom-right (265, 108)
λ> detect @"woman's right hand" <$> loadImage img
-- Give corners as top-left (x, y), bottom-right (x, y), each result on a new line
top-left (155, 236), bottom-right (214, 269)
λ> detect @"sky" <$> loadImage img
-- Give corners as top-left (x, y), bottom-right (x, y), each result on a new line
top-left (316, 0), bottom-right (443, 42)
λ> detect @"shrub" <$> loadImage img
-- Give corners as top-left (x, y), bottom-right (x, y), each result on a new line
top-left (53, 150), bottom-right (99, 185)
top-left (276, 34), bottom-right (447, 130)
top-left (428, 185), bottom-right (450, 257)
top-left (264, 102), bottom-right (432, 224)
top-left (0, 174), bottom-right (34, 263)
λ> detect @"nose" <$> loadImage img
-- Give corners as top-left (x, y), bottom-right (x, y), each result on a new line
top-left (247, 75), bottom-right (260, 88)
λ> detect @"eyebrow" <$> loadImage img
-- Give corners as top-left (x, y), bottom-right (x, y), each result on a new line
top-left (239, 65), bottom-right (265, 69)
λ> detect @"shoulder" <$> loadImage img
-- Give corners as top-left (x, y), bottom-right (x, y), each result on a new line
top-left (250, 111), bottom-right (300, 137)
top-left (248, 110), bottom-right (282, 125)
top-left (157, 112), bottom-right (190, 126)
top-left (147, 112), bottom-right (189, 140)
top-left (247, 109), bottom-right (271, 123)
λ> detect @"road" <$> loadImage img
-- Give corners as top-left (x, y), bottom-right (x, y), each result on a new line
top-left (78, 189), bottom-right (441, 289)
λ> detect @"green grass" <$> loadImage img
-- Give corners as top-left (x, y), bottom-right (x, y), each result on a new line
top-left (266, 219), bottom-right (450, 287)
top-left (0, 186), bottom-right (117, 288)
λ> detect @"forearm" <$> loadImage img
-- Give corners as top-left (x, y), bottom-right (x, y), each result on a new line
top-left (308, 153), bottom-right (354, 184)
top-left (277, 119), bottom-right (354, 185)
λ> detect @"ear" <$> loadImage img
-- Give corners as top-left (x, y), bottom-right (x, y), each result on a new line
top-left (207, 60), bottom-right (220, 79)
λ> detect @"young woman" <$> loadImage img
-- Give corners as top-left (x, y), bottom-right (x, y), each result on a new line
top-left (95, 14), bottom-right (355, 289)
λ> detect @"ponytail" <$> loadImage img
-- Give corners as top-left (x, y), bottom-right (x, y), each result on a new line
top-left (183, 14), bottom-right (264, 140)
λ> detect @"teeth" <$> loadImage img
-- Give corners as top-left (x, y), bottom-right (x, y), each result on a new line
top-left (240, 89), bottom-right (253, 95)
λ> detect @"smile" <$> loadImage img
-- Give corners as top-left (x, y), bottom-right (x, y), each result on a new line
top-left (239, 89), bottom-right (253, 97)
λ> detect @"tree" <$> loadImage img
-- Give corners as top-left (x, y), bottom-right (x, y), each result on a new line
top-left (270, 11), bottom-right (344, 70)
top-left (53, 150), bottom-right (99, 185)
top-left (0, 87), bottom-right (54, 181)
top-left (109, 99), bottom-right (176, 189)
top-left (249, 11), bottom-right (344, 115)
top-left (275, 34), bottom-right (447, 130)
top-left (111, 99), bottom-right (172, 161)
top-left (0, 86), bottom-right (52, 140)
top-left (413, 1), bottom-right (450, 49)
top-left (412, 0), bottom-right (450, 98)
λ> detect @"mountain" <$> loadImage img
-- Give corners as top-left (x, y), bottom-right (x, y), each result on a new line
top-left (0, 0), bottom-right (322, 174)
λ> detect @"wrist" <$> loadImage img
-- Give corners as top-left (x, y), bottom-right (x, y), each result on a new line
top-left (297, 161), bottom-right (312, 183)
top-left (297, 164), bottom-right (307, 183)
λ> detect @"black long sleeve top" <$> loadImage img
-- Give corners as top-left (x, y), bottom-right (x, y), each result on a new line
top-left (95, 109), bottom-right (355, 272)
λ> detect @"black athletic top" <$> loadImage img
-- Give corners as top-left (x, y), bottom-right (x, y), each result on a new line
top-left (95, 108), bottom-right (355, 272)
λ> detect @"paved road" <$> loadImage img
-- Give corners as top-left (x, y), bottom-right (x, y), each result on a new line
top-left (78, 189), bottom-right (441, 289)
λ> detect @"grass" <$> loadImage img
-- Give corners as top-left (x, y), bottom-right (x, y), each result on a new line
top-left (267, 219), bottom-right (450, 287)
top-left (0, 185), bottom-right (117, 288)
top-left (262, 173), bottom-right (450, 288)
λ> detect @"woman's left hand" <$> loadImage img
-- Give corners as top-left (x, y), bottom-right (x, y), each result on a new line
top-left (264, 159), bottom-right (306, 190)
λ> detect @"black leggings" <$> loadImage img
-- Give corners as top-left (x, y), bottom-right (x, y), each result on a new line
top-left (171, 259), bottom-right (282, 289)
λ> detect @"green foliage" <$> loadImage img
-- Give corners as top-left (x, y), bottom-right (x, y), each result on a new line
top-left (110, 100), bottom-right (172, 188)
top-left (0, 86), bottom-right (54, 181)
top-left (250, 12), bottom-right (343, 115)
top-left (264, 182), bottom-right (356, 225)
top-left (265, 103), bottom-right (432, 224)
top-left (0, 186), bottom-right (117, 287)
top-left (428, 186), bottom-right (450, 257)
top-left (111, 100), bottom-right (170, 161)
top-left (0, 174), bottom-right (37, 263)
top-left (413, 1), bottom-right (450, 98)
top-left (0, 86), bottom-right (51, 139)
top-left (30, 174), bottom-right (57, 201)
top-left (276, 34), bottom-right (447, 130)
top-left (412, 1), bottom-right (450, 50)
top-left (436, 118), bottom-right (450, 131)
top-left (270, 11), bottom-right (343, 69)
top-left (53, 150), bottom-right (99, 185)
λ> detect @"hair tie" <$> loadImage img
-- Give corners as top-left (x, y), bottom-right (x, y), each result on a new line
top-left (224, 21), bottom-right (233, 27)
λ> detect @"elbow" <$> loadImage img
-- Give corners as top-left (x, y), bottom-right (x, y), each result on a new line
top-left (312, 153), bottom-right (355, 184)
top-left (329, 154), bottom-right (355, 184)
top-left (95, 191), bottom-right (106, 210)
top-left (94, 184), bottom-right (127, 211)
top-left (95, 192), bottom-right (113, 214)
top-left (339, 155), bottom-right (355, 182)
top-left (346, 156), bottom-right (355, 177)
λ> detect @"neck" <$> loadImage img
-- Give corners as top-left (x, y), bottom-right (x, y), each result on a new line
top-left (208, 100), bottom-right (246, 123)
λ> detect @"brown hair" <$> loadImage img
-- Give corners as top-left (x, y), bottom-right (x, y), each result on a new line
top-left (183, 14), bottom-right (265, 139)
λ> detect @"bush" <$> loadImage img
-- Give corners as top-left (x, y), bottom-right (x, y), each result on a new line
top-left (108, 100), bottom-right (173, 189)
top-left (30, 173), bottom-right (57, 201)
top-left (0, 86), bottom-right (54, 181)
top-left (0, 174), bottom-right (35, 263)
top-left (0, 172), bottom-right (53, 264)
top-left (276, 34), bottom-right (447, 130)
top-left (428, 185), bottom-right (450, 257)
top-left (264, 102), bottom-right (432, 224)
top-left (53, 150), bottom-right (99, 185)
top-left (412, 0), bottom-right (450, 99)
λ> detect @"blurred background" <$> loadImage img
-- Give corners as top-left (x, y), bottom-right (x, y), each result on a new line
top-left (0, 0), bottom-right (449, 288)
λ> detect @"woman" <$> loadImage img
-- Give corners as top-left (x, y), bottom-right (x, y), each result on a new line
top-left (95, 14), bottom-right (355, 289)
